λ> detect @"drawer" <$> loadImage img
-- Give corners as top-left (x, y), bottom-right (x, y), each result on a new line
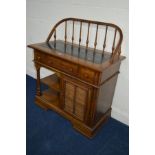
top-left (78, 67), bottom-right (96, 83)
top-left (46, 56), bottom-right (78, 75)
top-left (35, 52), bottom-right (46, 63)
top-left (61, 61), bottom-right (78, 75)
top-left (35, 51), bottom-right (78, 75)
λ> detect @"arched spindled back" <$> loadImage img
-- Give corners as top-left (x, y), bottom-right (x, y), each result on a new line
top-left (46, 18), bottom-right (123, 63)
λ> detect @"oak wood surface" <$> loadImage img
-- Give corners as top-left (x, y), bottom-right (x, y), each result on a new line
top-left (41, 74), bottom-right (60, 92)
top-left (28, 18), bottom-right (125, 138)
top-left (29, 40), bottom-right (125, 72)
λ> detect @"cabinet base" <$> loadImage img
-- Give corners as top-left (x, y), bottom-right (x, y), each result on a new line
top-left (73, 109), bottom-right (111, 138)
top-left (35, 95), bottom-right (111, 138)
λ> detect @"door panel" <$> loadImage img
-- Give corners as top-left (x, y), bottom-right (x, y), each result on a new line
top-left (75, 87), bottom-right (87, 105)
top-left (65, 83), bottom-right (75, 100)
top-left (65, 98), bottom-right (74, 109)
top-left (63, 79), bottom-right (92, 121)
top-left (75, 102), bottom-right (85, 120)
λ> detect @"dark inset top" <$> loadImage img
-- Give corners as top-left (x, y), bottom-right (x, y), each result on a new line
top-left (38, 40), bottom-right (111, 64)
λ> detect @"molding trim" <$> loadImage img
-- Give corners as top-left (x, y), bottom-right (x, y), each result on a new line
top-left (111, 107), bottom-right (129, 125)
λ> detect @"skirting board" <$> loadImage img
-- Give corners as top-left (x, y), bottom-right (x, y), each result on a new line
top-left (26, 68), bottom-right (54, 79)
top-left (111, 107), bottom-right (129, 125)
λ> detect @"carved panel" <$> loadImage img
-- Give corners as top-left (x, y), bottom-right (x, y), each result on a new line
top-left (63, 80), bottom-right (90, 121)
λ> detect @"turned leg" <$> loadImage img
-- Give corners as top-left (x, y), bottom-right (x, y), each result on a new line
top-left (35, 63), bottom-right (41, 96)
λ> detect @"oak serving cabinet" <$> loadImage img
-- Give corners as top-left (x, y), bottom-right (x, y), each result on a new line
top-left (28, 18), bottom-right (125, 138)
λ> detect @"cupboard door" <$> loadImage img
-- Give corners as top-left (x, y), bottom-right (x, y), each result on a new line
top-left (63, 80), bottom-right (92, 121)
top-left (64, 82), bottom-right (74, 113)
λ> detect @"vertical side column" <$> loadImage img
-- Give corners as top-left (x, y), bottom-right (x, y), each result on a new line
top-left (85, 87), bottom-right (98, 127)
top-left (35, 63), bottom-right (41, 96)
top-left (59, 77), bottom-right (65, 109)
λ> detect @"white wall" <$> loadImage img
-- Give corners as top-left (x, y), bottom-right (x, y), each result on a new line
top-left (26, 0), bottom-right (129, 125)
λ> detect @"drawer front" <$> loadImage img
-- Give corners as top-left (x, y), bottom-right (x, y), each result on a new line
top-left (35, 51), bottom-right (99, 85)
top-left (78, 67), bottom-right (96, 84)
top-left (35, 52), bottom-right (46, 63)
top-left (35, 51), bottom-right (78, 75)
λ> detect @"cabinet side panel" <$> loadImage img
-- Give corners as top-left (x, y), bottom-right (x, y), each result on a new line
top-left (101, 61), bottom-right (121, 83)
top-left (97, 74), bottom-right (118, 114)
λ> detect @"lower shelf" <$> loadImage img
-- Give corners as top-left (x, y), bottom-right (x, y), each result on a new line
top-left (42, 89), bottom-right (58, 102)
top-left (41, 74), bottom-right (60, 92)
top-left (36, 89), bottom-right (59, 108)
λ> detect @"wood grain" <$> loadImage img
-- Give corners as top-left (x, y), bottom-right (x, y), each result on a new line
top-left (28, 18), bottom-right (125, 138)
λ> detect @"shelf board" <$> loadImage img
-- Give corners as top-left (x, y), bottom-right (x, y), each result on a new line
top-left (40, 89), bottom-right (59, 107)
top-left (41, 74), bottom-right (60, 92)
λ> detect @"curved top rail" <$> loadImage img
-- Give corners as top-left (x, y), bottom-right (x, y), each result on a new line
top-left (46, 18), bottom-right (123, 63)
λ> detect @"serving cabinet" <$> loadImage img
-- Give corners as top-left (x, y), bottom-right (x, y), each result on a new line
top-left (28, 18), bottom-right (125, 138)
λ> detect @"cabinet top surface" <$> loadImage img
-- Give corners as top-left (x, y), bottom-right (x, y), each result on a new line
top-left (28, 40), bottom-right (125, 71)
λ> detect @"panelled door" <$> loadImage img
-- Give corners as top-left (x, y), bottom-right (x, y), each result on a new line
top-left (62, 77), bottom-right (92, 121)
